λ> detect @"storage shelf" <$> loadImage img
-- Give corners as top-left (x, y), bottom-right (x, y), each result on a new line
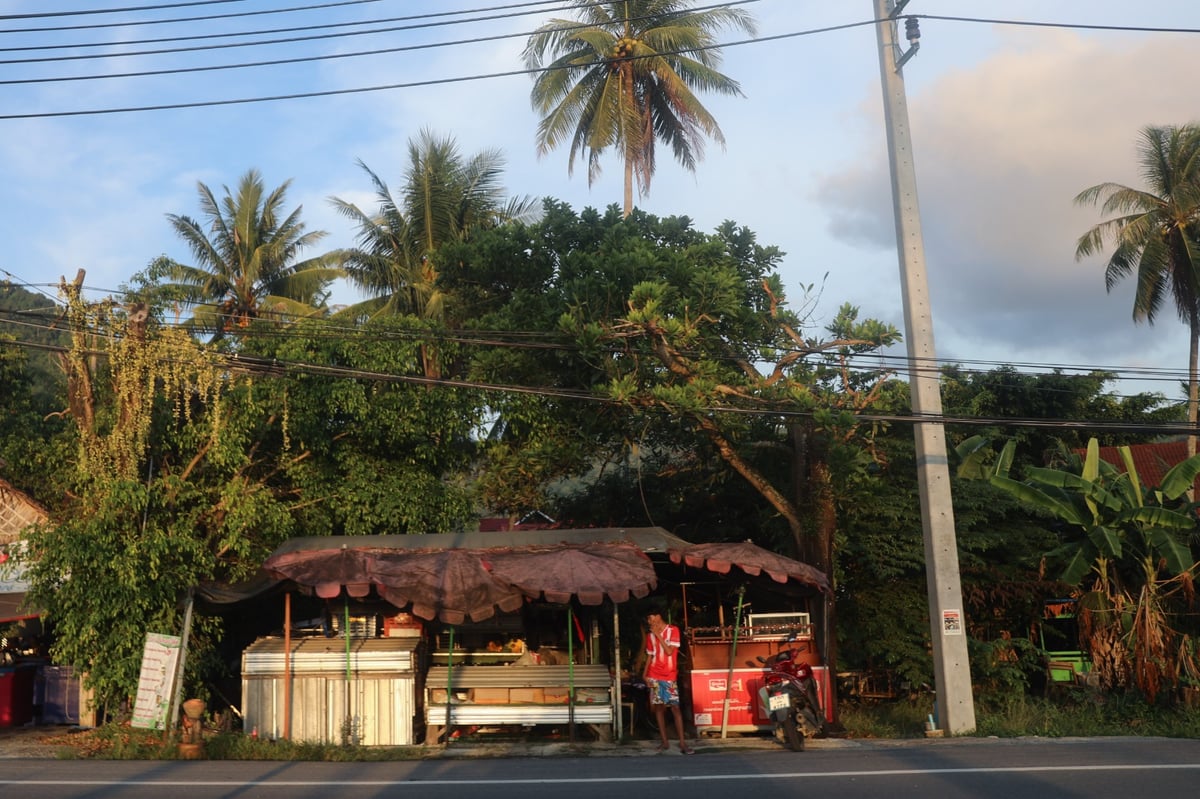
top-left (687, 624), bottom-right (814, 643)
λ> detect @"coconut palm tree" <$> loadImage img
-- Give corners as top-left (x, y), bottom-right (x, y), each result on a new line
top-left (1075, 124), bottom-right (1200, 455)
top-left (159, 169), bottom-right (342, 338)
top-left (330, 129), bottom-right (536, 323)
top-left (523, 0), bottom-right (756, 217)
top-left (330, 130), bottom-right (535, 377)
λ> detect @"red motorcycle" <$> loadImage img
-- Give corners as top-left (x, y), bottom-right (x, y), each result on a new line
top-left (757, 646), bottom-right (824, 751)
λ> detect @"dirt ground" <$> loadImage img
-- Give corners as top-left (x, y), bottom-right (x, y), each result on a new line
top-left (0, 725), bottom-right (83, 759)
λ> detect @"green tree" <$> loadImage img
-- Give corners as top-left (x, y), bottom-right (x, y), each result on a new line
top-left (1075, 124), bottom-right (1200, 456)
top-left (942, 365), bottom-right (1183, 471)
top-left (235, 316), bottom-right (484, 537)
top-left (523, 1), bottom-right (756, 216)
top-left (0, 284), bottom-right (73, 505)
top-left (848, 366), bottom-right (1183, 698)
top-left (156, 169), bottom-right (343, 338)
top-left (440, 203), bottom-right (899, 725)
top-left (442, 201), bottom-right (900, 556)
top-left (838, 423), bottom-right (1058, 697)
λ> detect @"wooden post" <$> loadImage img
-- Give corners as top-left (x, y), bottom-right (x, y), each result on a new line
top-left (283, 592), bottom-right (291, 740)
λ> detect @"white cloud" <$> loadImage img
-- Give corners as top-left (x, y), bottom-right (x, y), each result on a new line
top-left (818, 27), bottom-right (1197, 388)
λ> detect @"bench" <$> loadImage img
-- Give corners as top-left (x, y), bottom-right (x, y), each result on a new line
top-left (424, 664), bottom-right (615, 743)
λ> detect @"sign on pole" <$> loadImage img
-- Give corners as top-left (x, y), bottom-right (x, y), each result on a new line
top-left (131, 632), bottom-right (182, 730)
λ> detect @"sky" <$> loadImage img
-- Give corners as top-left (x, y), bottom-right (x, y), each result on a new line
top-left (1, 0), bottom-right (1197, 405)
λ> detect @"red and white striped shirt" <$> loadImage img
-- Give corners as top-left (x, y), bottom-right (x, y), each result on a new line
top-left (645, 624), bottom-right (681, 681)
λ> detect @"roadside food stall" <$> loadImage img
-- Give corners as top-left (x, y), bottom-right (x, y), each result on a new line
top-left (666, 543), bottom-right (832, 736)
top-left (251, 528), bottom-right (689, 745)
top-left (1, 481), bottom-right (49, 728)
top-left (241, 633), bottom-right (421, 746)
top-left (0, 570), bottom-right (39, 728)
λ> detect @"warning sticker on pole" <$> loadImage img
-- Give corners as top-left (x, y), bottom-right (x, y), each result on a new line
top-left (942, 610), bottom-right (962, 635)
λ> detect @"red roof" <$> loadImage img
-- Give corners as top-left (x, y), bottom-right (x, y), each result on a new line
top-left (1086, 441), bottom-right (1195, 490)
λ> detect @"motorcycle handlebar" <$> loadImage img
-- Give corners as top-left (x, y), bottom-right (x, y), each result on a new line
top-left (759, 649), bottom-right (800, 667)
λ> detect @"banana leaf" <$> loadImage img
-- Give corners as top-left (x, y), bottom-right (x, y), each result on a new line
top-left (990, 475), bottom-right (1086, 526)
top-left (1060, 544), bottom-right (1099, 585)
top-left (1116, 446), bottom-right (1145, 508)
top-left (1145, 528), bottom-right (1195, 576)
top-left (1086, 524), bottom-right (1123, 559)
top-left (1160, 452), bottom-right (1200, 500)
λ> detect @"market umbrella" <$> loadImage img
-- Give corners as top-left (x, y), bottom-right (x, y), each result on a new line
top-left (487, 542), bottom-right (657, 605)
top-left (668, 541), bottom-right (830, 593)
top-left (369, 548), bottom-right (526, 625)
top-left (262, 545), bottom-right (375, 599)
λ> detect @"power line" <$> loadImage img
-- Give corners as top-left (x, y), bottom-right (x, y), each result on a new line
top-left (2, 330), bottom-right (1192, 436)
top-left (0, 0), bottom-right (250, 22)
top-left (916, 14), bottom-right (1200, 36)
top-left (0, 0), bottom-right (580, 63)
top-left (0, 10), bottom-right (578, 86)
top-left (0, 286), bottom-right (1192, 398)
top-left (0, 294), bottom-right (1191, 424)
top-left (0, 0), bottom-right (553, 35)
top-left (0, 1), bottom-right (765, 117)
top-left (0, 8), bottom-right (1195, 118)
top-left (0, 288), bottom-right (1186, 391)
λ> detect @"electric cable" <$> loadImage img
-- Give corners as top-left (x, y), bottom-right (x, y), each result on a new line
top-left (0, 0), bottom-right (250, 22)
top-left (1, 8), bottom-right (1196, 119)
top-left (0, 287), bottom-right (1192, 400)
top-left (0, 1), bottom-right (608, 66)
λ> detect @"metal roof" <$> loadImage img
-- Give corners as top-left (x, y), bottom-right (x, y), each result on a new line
top-left (266, 527), bottom-right (693, 558)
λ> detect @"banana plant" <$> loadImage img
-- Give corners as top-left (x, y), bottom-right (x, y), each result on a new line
top-left (983, 438), bottom-right (1197, 585)
top-left (978, 436), bottom-right (1200, 698)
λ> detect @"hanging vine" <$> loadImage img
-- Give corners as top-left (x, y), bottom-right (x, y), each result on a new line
top-left (59, 272), bottom-right (226, 482)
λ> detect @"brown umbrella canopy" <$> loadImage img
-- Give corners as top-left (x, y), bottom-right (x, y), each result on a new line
top-left (668, 542), bottom-right (830, 593)
top-left (263, 546), bottom-right (375, 599)
top-left (487, 543), bottom-right (657, 605)
top-left (261, 537), bottom-right (665, 624)
top-left (370, 548), bottom-right (525, 625)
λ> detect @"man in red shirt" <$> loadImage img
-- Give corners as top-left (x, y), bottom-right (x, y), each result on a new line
top-left (643, 607), bottom-right (694, 754)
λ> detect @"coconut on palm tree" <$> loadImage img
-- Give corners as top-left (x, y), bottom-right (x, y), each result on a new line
top-left (523, 0), bottom-right (756, 216)
top-left (330, 129), bottom-right (536, 323)
top-left (1075, 123), bottom-right (1200, 455)
top-left (158, 169), bottom-right (342, 338)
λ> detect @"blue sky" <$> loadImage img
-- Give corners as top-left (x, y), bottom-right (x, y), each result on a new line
top-left (1, 0), bottom-right (1196, 402)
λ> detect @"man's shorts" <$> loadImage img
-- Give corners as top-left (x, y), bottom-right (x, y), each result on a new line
top-left (646, 678), bottom-right (680, 707)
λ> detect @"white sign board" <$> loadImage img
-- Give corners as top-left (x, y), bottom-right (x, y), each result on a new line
top-left (130, 632), bottom-right (182, 730)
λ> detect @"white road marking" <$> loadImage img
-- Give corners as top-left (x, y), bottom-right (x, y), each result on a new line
top-left (4, 763), bottom-right (1200, 787)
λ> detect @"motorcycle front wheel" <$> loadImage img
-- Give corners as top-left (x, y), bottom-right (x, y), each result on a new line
top-left (781, 714), bottom-right (805, 751)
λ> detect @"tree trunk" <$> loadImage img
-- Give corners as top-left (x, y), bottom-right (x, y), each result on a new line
top-left (623, 155), bottom-right (634, 218)
top-left (693, 414), bottom-right (804, 548)
top-left (792, 423), bottom-right (841, 728)
top-left (1188, 311), bottom-right (1198, 458)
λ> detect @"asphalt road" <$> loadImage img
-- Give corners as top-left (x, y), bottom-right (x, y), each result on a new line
top-left (2, 737), bottom-right (1198, 799)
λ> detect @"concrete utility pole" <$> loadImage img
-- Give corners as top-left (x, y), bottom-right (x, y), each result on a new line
top-left (872, 0), bottom-right (976, 734)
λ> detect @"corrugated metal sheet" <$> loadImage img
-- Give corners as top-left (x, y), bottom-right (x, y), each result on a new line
top-left (241, 636), bottom-right (418, 746)
top-left (243, 637), bottom-right (417, 674)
